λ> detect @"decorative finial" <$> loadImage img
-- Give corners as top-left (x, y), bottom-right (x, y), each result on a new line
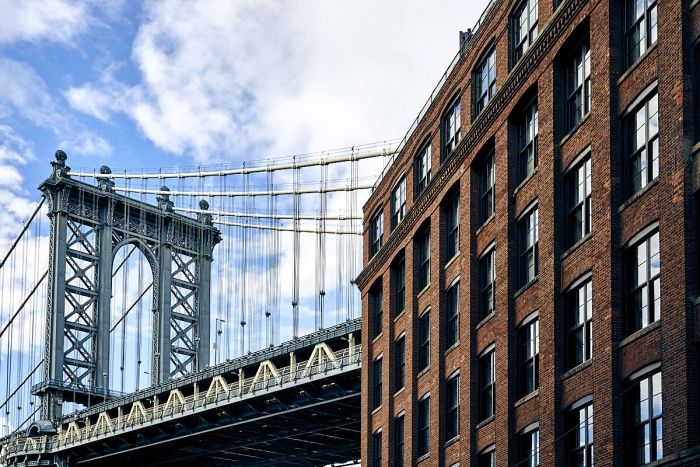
top-left (96, 165), bottom-right (114, 192)
top-left (157, 186), bottom-right (174, 212)
top-left (197, 199), bottom-right (213, 225)
top-left (199, 199), bottom-right (209, 210)
top-left (50, 149), bottom-right (71, 180)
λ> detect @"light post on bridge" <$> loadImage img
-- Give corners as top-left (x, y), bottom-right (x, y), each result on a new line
top-left (215, 318), bottom-right (226, 365)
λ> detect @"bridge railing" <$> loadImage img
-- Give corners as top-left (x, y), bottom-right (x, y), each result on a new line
top-left (0, 344), bottom-right (362, 460)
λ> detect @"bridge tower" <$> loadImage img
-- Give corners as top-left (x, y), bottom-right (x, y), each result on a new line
top-left (33, 151), bottom-right (220, 422)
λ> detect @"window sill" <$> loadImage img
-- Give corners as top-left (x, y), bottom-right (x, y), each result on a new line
top-left (559, 112), bottom-right (591, 147)
top-left (618, 178), bottom-right (659, 213)
top-left (370, 405), bottom-right (382, 416)
top-left (514, 389), bottom-right (539, 408)
top-left (393, 386), bottom-right (405, 398)
top-left (475, 415), bottom-right (495, 430)
top-left (417, 366), bottom-right (431, 379)
top-left (475, 213), bottom-right (495, 236)
top-left (561, 233), bottom-right (591, 260)
top-left (619, 320), bottom-right (661, 347)
top-left (371, 332), bottom-right (383, 345)
top-left (514, 277), bottom-right (539, 299)
top-left (444, 435), bottom-right (460, 448)
top-left (445, 341), bottom-right (460, 356)
top-left (513, 166), bottom-right (539, 196)
top-left (394, 309), bottom-right (406, 323)
top-left (416, 283), bottom-right (431, 300)
top-left (617, 41), bottom-right (658, 86)
top-left (562, 359), bottom-right (592, 380)
top-left (476, 312), bottom-right (495, 330)
top-left (416, 453), bottom-right (431, 464)
top-left (444, 251), bottom-right (461, 270)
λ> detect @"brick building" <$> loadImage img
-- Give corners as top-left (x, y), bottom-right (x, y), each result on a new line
top-left (355, 0), bottom-right (700, 465)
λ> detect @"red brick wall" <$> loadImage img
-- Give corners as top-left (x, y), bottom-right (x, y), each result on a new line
top-left (358, 0), bottom-right (700, 465)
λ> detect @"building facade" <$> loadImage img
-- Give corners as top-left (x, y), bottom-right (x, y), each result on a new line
top-left (356, 0), bottom-right (700, 465)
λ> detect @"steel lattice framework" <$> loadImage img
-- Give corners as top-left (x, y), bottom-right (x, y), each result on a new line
top-left (33, 151), bottom-right (220, 422)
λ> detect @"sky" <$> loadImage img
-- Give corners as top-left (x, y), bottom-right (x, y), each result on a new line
top-left (0, 0), bottom-right (493, 425)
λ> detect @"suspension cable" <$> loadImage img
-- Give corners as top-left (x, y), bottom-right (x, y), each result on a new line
top-left (0, 197), bottom-right (44, 272)
top-left (112, 181), bottom-right (375, 198)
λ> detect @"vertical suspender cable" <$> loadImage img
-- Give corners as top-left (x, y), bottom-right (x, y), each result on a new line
top-left (292, 158), bottom-right (300, 339)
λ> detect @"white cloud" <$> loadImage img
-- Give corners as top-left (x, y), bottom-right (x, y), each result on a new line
top-left (0, 0), bottom-right (90, 44)
top-left (66, 0), bottom-right (487, 163)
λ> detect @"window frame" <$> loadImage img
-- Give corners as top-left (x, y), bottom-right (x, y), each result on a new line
top-left (565, 275), bottom-right (593, 369)
top-left (416, 224), bottom-right (431, 291)
top-left (441, 96), bottom-right (462, 162)
top-left (518, 204), bottom-right (539, 289)
top-left (445, 189), bottom-right (460, 261)
top-left (414, 141), bottom-right (432, 198)
top-left (392, 254), bottom-right (406, 317)
top-left (478, 148), bottom-right (495, 226)
top-left (478, 346), bottom-right (496, 421)
top-left (445, 372), bottom-right (460, 442)
top-left (564, 150), bottom-right (592, 248)
top-left (369, 208), bottom-right (384, 258)
top-left (390, 176), bottom-right (407, 230)
top-left (565, 38), bottom-right (591, 133)
top-left (371, 284), bottom-right (383, 339)
top-left (372, 354), bottom-right (383, 410)
top-left (624, 90), bottom-right (659, 198)
top-left (566, 399), bottom-right (594, 467)
top-left (417, 394), bottom-right (431, 457)
top-left (518, 425), bottom-right (541, 467)
top-left (474, 45), bottom-right (497, 116)
top-left (511, 0), bottom-right (539, 66)
top-left (478, 446), bottom-right (496, 467)
top-left (372, 429), bottom-right (383, 467)
top-left (625, 228), bottom-right (660, 335)
top-left (417, 310), bottom-right (430, 373)
top-left (624, 0), bottom-right (658, 68)
top-left (394, 413), bottom-right (405, 467)
top-left (394, 335), bottom-right (405, 393)
top-left (445, 279), bottom-right (460, 349)
top-left (626, 368), bottom-right (663, 464)
top-left (517, 98), bottom-right (539, 183)
top-left (478, 245), bottom-right (496, 321)
top-left (518, 315), bottom-right (540, 398)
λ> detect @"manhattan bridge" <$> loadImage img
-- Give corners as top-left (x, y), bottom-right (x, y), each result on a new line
top-left (0, 139), bottom-right (399, 466)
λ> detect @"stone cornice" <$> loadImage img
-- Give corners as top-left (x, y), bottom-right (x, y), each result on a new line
top-left (356, 0), bottom-right (587, 291)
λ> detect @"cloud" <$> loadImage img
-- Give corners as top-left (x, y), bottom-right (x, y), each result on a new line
top-left (66, 0), bottom-right (483, 163)
top-left (0, 0), bottom-right (90, 44)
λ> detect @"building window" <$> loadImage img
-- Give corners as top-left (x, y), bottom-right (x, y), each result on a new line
top-left (519, 317), bottom-right (539, 398)
top-left (415, 143), bottom-right (432, 198)
top-left (566, 278), bottom-right (593, 369)
top-left (478, 247), bottom-right (495, 321)
top-left (478, 149), bottom-right (495, 225)
top-left (627, 370), bottom-right (663, 464)
top-left (371, 285), bottom-right (383, 338)
top-left (394, 414), bottom-right (405, 467)
top-left (625, 92), bottom-right (659, 197)
top-left (418, 311), bottom-right (430, 372)
top-left (446, 280), bottom-right (460, 349)
top-left (442, 97), bottom-right (461, 161)
top-left (394, 336), bottom-right (405, 393)
top-left (518, 100), bottom-right (539, 183)
top-left (446, 373), bottom-right (460, 441)
top-left (372, 429), bottom-right (382, 466)
top-left (372, 355), bottom-right (383, 410)
top-left (519, 427), bottom-right (541, 467)
top-left (478, 447), bottom-right (496, 467)
top-left (445, 190), bottom-right (460, 261)
top-left (567, 402), bottom-right (594, 467)
top-left (625, 0), bottom-right (658, 67)
top-left (566, 39), bottom-right (591, 133)
top-left (565, 154), bottom-right (592, 247)
top-left (369, 209), bottom-right (383, 258)
top-left (416, 225), bottom-right (431, 291)
top-left (512, 0), bottom-right (539, 65)
top-left (392, 254), bottom-right (406, 317)
top-left (479, 347), bottom-right (495, 421)
top-left (391, 177), bottom-right (406, 230)
top-left (417, 395), bottom-right (430, 457)
top-left (518, 206), bottom-right (539, 288)
top-left (475, 47), bottom-right (497, 116)
top-left (625, 230), bottom-right (660, 334)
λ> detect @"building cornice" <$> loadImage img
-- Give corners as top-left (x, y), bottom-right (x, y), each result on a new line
top-left (356, 0), bottom-right (587, 291)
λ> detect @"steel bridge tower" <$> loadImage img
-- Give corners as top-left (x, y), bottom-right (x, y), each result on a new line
top-left (33, 151), bottom-right (221, 423)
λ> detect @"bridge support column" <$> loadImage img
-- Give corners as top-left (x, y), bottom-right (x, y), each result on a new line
top-left (156, 237), bottom-right (173, 385)
top-left (95, 193), bottom-right (114, 392)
